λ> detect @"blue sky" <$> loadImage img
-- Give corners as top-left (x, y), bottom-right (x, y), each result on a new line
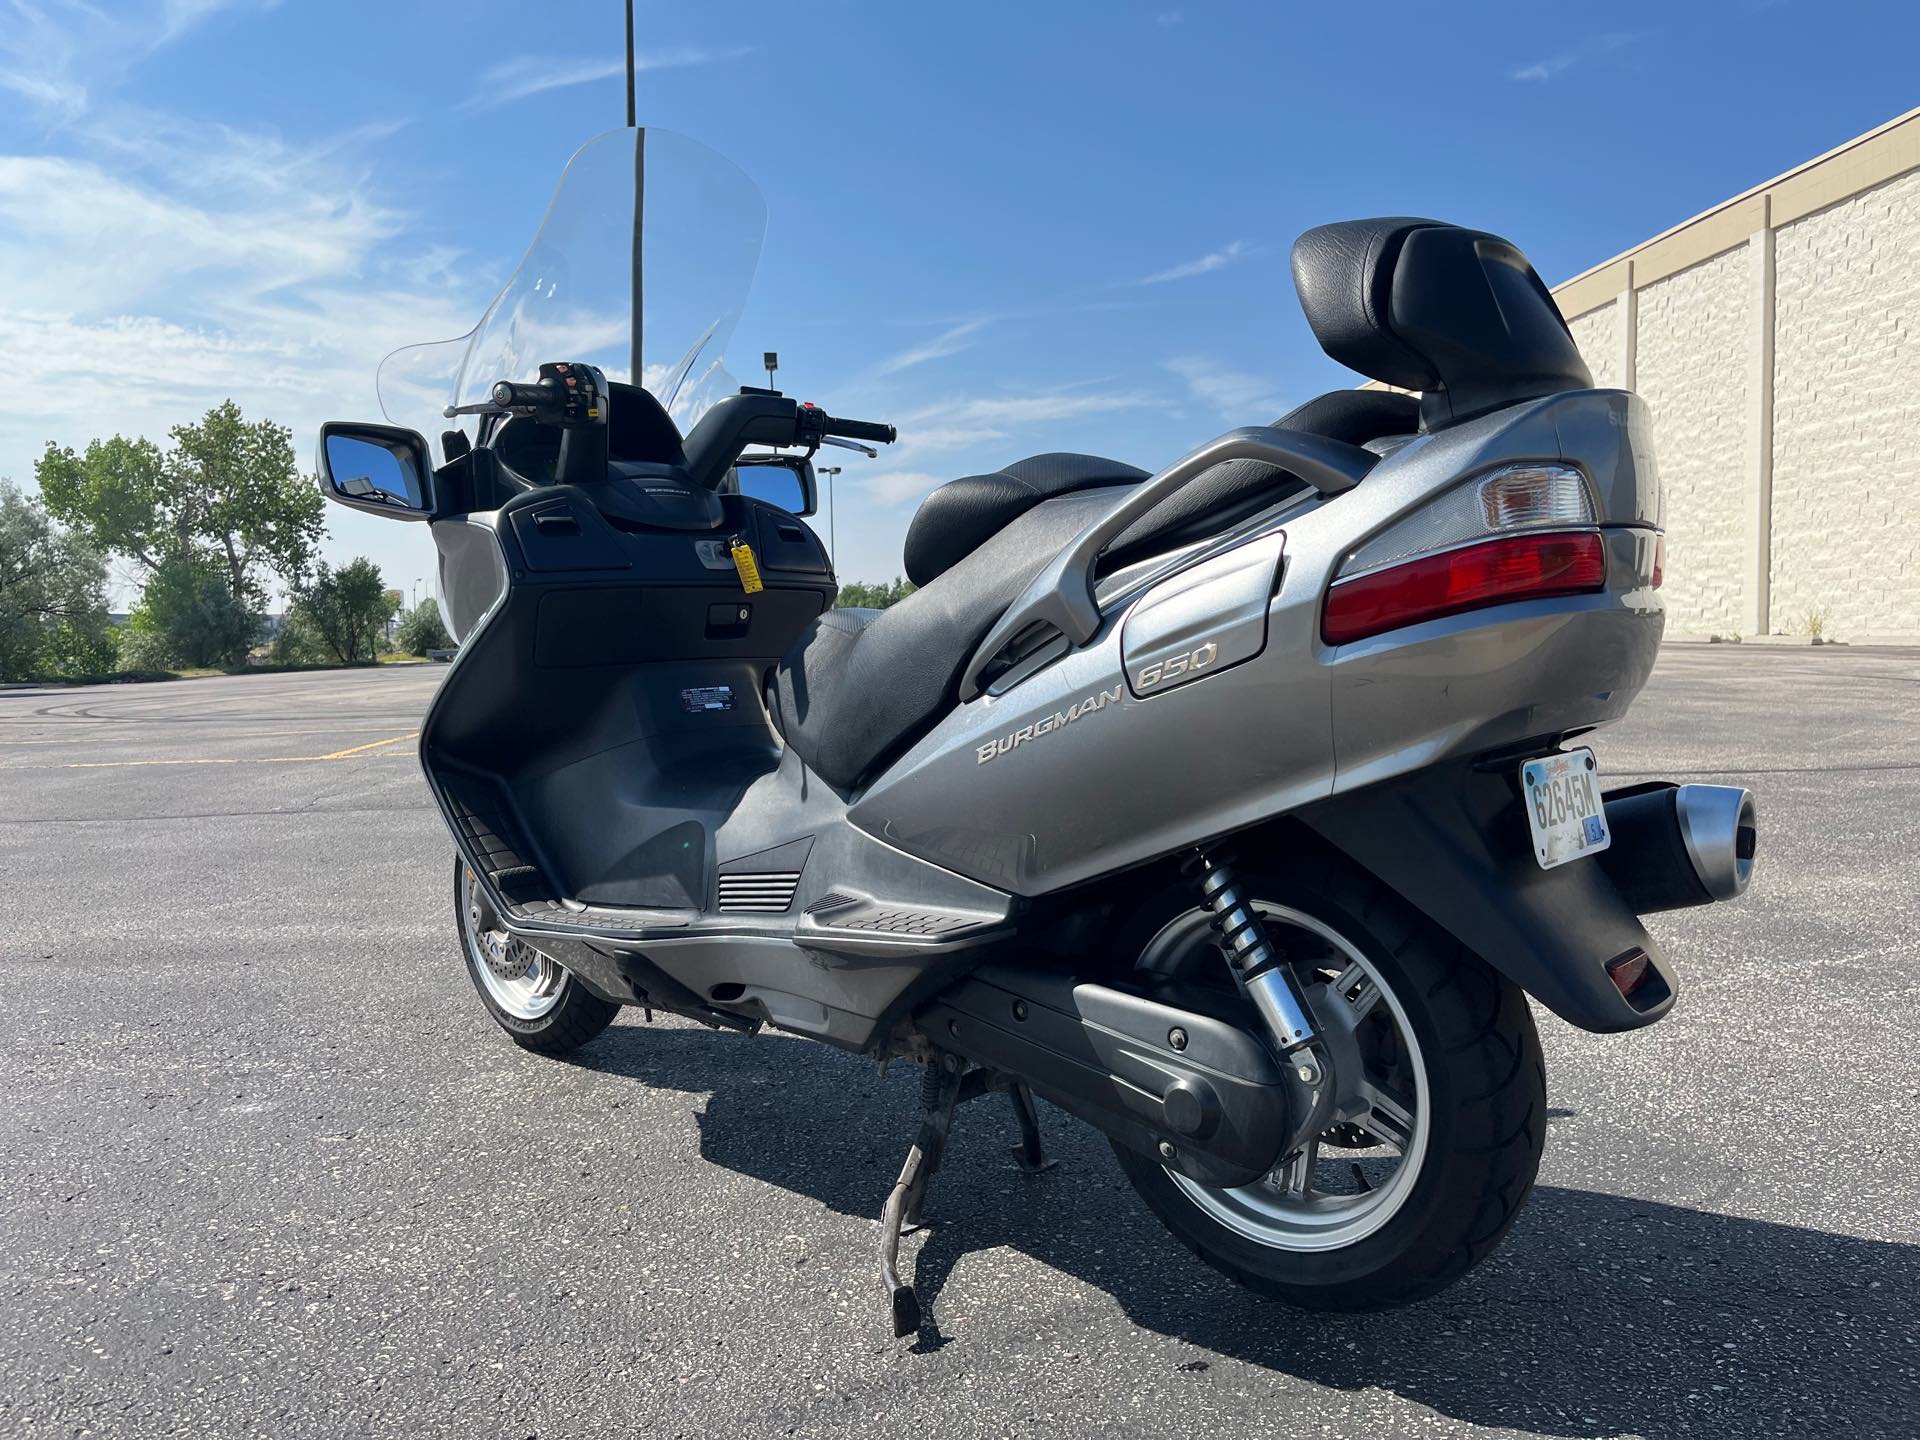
top-left (2, 0), bottom-right (1916, 601)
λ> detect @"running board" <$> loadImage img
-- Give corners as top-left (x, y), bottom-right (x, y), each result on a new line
top-left (794, 893), bottom-right (1009, 954)
top-left (490, 891), bottom-right (1007, 954)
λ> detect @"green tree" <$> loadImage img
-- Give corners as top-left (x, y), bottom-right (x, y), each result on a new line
top-left (291, 558), bottom-right (396, 664)
top-left (835, 576), bottom-right (917, 610)
top-left (269, 611), bottom-right (328, 666)
top-left (119, 552), bottom-right (259, 670)
top-left (393, 598), bottom-right (452, 656)
top-left (0, 479), bottom-right (114, 680)
top-left (40, 618), bottom-right (121, 677)
top-left (35, 400), bottom-right (324, 606)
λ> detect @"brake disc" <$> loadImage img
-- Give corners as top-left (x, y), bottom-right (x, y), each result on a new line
top-left (479, 928), bottom-right (535, 981)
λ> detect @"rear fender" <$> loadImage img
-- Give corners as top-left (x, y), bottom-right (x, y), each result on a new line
top-left (1298, 757), bottom-right (1675, 1033)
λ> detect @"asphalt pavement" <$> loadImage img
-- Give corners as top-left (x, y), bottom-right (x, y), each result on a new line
top-left (1, 650), bottom-right (1915, 1439)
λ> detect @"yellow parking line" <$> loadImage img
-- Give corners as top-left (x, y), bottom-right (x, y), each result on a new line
top-left (56, 732), bottom-right (420, 770)
top-left (317, 732), bottom-right (421, 759)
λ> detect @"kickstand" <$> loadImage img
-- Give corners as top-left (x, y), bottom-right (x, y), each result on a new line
top-left (879, 1054), bottom-right (966, 1337)
top-left (1005, 1080), bottom-right (1056, 1174)
top-left (878, 1061), bottom-right (1060, 1336)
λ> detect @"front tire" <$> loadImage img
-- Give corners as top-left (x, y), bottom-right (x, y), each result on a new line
top-left (1108, 849), bottom-right (1546, 1311)
top-left (455, 861), bottom-right (618, 1054)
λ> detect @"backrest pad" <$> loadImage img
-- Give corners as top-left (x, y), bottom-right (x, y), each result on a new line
top-left (1290, 218), bottom-right (1592, 428)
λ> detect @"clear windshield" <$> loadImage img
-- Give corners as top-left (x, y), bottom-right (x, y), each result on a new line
top-left (378, 128), bottom-right (766, 457)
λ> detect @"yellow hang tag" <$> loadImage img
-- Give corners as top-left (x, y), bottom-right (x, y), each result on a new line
top-left (729, 536), bottom-right (764, 594)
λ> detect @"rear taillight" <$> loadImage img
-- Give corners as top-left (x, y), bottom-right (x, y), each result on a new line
top-left (1322, 531), bottom-right (1608, 645)
top-left (1340, 463), bottom-right (1597, 576)
top-left (1651, 535), bottom-right (1665, 589)
top-left (1323, 463), bottom-right (1607, 646)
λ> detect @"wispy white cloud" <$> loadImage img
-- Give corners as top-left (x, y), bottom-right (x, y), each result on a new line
top-left (877, 318), bottom-right (990, 375)
top-left (0, 114), bottom-right (475, 512)
top-left (1156, 10), bottom-right (1184, 26)
top-left (941, 390), bottom-right (1147, 427)
top-left (0, 0), bottom-right (90, 115)
top-left (471, 45), bottom-right (750, 107)
top-left (855, 471), bottom-right (947, 507)
top-left (1129, 239), bottom-right (1257, 286)
top-left (1165, 355), bottom-right (1282, 421)
top-left (0, 149), bottom-right (403, 314)
top-left (1511, 32), bottom-right (1641, 82)
top-left (158, 0), bottom-right (241, 44)
top-left (0, 0), bottom-right (267, 118)
top-left (0, 1), bottom-right (469, 602)
top-left (880, 422), bottom-right (1006, 469)
top-left (839, 384), bottom-right (1153, 506)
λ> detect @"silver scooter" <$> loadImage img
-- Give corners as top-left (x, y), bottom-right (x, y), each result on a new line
top-left (318, 129), bottom-right (1757, 1331)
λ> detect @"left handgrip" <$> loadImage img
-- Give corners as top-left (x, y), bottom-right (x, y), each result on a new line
top-left (491, 380), bottom-right (556, 411)
top-left (955, 425), bottom-right (1377, 701)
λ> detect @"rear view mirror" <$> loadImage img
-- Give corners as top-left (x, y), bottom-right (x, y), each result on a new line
top-left (729, 453), bottom-right (817, 517)
top-left (317, 421), bottom-right (434, 521)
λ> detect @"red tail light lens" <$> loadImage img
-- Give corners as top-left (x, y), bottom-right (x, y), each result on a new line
top-left (1651, 535), bottom-right (1665, 589)
top-left (1322, 531), bottom-right (1609, 645)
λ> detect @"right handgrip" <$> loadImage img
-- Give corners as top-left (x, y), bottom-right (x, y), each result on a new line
top-left (824, 415), bottom-right (897, 445)
top-left (955, 425), bottom-right (1377, 701)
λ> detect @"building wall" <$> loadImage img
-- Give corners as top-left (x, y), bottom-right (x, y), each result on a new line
top-left (1770, 168), bottom-right (1920, 638)
top-left (1631, 248), bottom-right (1751, 637)
top-left (1551, 109), bottom-right (1920, 641)
top-left (1567, 301), bottom-right (1622, 390)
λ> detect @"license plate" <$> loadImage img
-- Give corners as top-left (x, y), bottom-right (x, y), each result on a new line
top-left (1521, 748), bottom-right (1611, 870)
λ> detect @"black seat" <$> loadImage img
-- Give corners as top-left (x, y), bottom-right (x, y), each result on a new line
top-left (903, 452), bottom-right (1149, 586)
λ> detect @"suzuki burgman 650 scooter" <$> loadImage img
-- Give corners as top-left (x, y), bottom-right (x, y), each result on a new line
top-left (318, 128), bottom-right (1757, 1332)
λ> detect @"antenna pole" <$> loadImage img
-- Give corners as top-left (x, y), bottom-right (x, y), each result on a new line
top-left (624, 1), bottom-right (637, 125)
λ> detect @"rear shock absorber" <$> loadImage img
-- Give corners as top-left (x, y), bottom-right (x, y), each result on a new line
top-left (1192, 850), bottom-right (1322, 1083)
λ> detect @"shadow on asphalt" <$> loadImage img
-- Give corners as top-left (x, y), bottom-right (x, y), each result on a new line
top-left (568, 1025), bottom-right (1914, 1437)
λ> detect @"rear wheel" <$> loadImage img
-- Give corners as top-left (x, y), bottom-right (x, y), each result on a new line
top-left (1108, 850), bottom-right (1546, 1311)
top-left (455, 861), bottom-right (618, 1053)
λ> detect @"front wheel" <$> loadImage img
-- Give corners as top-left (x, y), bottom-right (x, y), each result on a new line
top-left (1108, 851), bottom-right (1546, 1311)
top-left (455, 861), bottom-right (618, 1053)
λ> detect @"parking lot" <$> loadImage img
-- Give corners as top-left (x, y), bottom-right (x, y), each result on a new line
top-left (1, 649), bottom-right (1915, 1439)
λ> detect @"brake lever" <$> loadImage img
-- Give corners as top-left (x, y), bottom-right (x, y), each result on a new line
top-left (821, 435), bottom-right (880, 458)
top-left (443, 401), bottom-right (507, 418)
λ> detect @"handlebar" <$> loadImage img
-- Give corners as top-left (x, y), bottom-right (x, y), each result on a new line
top-left (797, 402), bottom-right (895, 447)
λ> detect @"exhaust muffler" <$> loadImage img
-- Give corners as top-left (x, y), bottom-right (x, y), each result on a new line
top-left (1598, 782), bottom-right (1758, 913)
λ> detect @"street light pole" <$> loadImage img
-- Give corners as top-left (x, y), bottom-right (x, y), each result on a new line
top-left (817, 466), bottom-right (841, 568)
top-left (624, 0), bottom-right (637, 127)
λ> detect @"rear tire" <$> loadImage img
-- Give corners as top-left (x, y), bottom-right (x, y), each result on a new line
top-left (1108, 849), bottom-right (1546, 1311)
top-left (455, 860), bottom-right (619, 1054)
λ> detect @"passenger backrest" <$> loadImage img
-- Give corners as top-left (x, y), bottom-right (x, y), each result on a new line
top-left (1291, 218), bottom-right (1591, 429)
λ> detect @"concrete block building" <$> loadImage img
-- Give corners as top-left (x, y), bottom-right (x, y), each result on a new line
top-left (1553, 108), bottom-right (1920, 643)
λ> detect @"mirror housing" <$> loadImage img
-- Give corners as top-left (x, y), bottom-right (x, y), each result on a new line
top-left (728, 452), bottom-right (818, 517)
top-left (317, 421), bottom-right (434, 521)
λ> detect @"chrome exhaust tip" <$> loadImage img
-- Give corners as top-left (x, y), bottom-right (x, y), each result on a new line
top-left (1673, 784), bottom-right (1757, 902)
top-left (1599, 782), bottom-right (1758, 913)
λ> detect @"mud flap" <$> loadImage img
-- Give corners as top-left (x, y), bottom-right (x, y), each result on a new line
top-left (1299, 758), bottom-right (1677, 1034)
